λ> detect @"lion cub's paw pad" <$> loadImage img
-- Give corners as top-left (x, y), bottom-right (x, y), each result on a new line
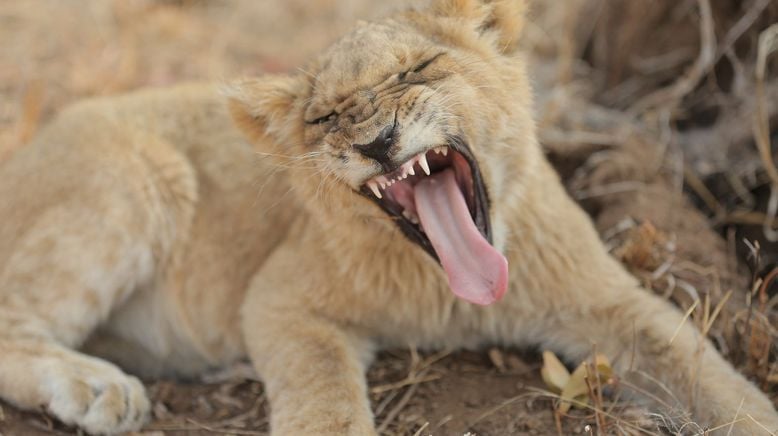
top-left (46, 368), bottom-right (150, 434)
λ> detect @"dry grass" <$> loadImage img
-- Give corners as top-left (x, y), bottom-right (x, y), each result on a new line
top-left (0, 1), bottom-right (776, 435)
top-left (530, 0), bottom-right (778, 406)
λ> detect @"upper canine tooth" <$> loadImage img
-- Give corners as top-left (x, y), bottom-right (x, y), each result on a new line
top-left (367, 181), bottom-right (382, 198)
top-left (418, 154), bottom-right (431, 175)
top-left (441, 147), bottom-right (448, 156)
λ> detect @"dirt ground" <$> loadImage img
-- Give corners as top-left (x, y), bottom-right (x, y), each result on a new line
top-left (0, 1), bottom-right (776, 435)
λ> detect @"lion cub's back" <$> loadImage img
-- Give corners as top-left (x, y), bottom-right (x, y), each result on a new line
top-left (0, 83), bottom-right (273, 250)
top-left (0, 84), bottom-right (299, 371)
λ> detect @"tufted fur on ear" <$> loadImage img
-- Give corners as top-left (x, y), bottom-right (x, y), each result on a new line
top-left (429, 0), bottom-right (527, 53)
top-left (223, 75), bottom-right (304, 147)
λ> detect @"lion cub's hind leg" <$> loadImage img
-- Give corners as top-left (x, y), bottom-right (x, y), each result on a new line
top-left (0, 211), bottom-right (153, 433)
top-left (0, 135), bottom-right (168, 433)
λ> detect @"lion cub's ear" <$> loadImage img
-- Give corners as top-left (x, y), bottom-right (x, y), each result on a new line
top-left (224, 76), bottom-right (304, 146)
top-left (430, 0), bottom-right (527, 53)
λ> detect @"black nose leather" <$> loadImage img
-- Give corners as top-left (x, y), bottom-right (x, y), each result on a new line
top-left (353, 124), bottom-right (396, 163)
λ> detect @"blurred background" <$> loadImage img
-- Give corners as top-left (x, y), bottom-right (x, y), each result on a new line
top-left (0, 1), bottom-right (776, 434)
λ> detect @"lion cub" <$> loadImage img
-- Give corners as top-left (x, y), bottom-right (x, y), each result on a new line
top-left (0, 0), bottom-right (776, 434)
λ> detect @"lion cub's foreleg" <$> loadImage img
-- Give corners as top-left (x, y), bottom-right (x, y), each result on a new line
top-left (516, 269), bottom-right (778, 435)
top-left (242, 274), bottom-right (376, 436)
top-left (489, 166), bottom-right (778, 435)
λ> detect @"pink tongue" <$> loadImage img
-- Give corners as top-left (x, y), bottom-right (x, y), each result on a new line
top-left (414, 169), bottom-right (508, 305)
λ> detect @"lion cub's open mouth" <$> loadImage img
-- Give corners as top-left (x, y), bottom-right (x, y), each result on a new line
top-left (360, 141), bottom-right (508, 305)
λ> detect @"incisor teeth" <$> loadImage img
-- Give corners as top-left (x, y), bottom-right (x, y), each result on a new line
top-left (367, 181), bottom-right (382, 198)
top-left (418, 154), bottom-right (431, 175)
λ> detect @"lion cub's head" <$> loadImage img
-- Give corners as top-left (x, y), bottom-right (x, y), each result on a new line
top-left (229, 0), bottom-right (538, 305)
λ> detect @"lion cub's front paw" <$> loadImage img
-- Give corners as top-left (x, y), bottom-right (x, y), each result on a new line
top-left (44, 358), bottom-right (150, 435)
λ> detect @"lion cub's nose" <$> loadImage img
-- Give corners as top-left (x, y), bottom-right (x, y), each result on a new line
top-left (354, 123), bottom-right (396, 164)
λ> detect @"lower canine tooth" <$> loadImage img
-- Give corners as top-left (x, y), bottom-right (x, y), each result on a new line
top-left (402, 211), bottom-right (419, 224)
top-left (367, 181), bottom-right (382, 198)
top-left (418, 154), bottom-right (431, 175)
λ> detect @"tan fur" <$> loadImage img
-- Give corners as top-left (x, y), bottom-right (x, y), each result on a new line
top-left (0, 1), bottom-right (776, 434)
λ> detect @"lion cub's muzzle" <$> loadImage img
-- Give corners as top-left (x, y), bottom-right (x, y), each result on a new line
top-left (353, 122), bottom-right (397, 170)
top-left (357, 137), bottom-right (509, 306)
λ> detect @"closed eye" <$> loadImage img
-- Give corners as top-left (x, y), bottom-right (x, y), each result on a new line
top-left (399, 52), bottom-right (446, 81)
top-left (412, 53), bottom-right (443, 73)
top-left (305, 111), bottom-right (337, 125)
